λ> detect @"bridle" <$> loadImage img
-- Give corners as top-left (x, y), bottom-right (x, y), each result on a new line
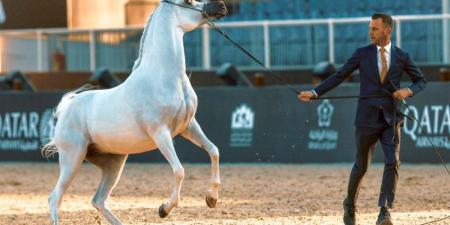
top-left (161, 0), bottom-right (203, 13)
top-left (161, 0), bottom-right (226, 20)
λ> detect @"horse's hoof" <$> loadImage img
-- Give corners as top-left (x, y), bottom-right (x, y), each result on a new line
top-left (159, 204), bottom-right (169, 218)
top-left (205, 195), bottom-right (217, 208)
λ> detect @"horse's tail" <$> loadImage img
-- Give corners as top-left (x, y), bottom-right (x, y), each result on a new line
top-left (41, 84), bottom-right (98, 158)
top-left (55, 84), bottom-right (97, 118)
top-left (41, 141), bottom-right (58, 159)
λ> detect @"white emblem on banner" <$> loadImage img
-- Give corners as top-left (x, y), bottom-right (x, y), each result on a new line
top-left (403, 104), bottom-right (450, 150)
top-left (230, 104), bottom-right (255, 147)
top-left (308, 100), bottom-right (338, 151)
top-left (0, 108), bottom-right (55, 152)
top-left (40, 108), bottom-right (56, 146)
top-left (317, 100), bottom-right (334, 127)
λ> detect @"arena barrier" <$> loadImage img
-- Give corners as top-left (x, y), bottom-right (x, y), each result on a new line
top-left (0, 82), bottom-right (449, 163)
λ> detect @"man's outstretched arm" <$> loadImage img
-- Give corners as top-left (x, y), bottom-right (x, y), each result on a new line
top-left (298, 48), bottom-right (362, 102)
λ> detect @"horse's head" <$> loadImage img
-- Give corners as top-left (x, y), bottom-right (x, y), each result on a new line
top-left (163, 0), bottom-right (228, 32)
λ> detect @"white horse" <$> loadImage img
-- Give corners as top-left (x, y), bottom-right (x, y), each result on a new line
top-left (42, 0), bottom-right (227, 224)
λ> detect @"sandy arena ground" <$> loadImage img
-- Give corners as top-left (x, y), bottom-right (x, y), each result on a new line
top-left (0, 163), bottom-right (449, 225)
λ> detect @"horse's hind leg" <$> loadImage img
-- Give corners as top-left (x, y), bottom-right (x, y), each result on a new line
top-left (49, 143), bottom-right (87, 225)
top-left (152, 128), bottom-right (185, 218)
top-left (181, 119), bottom-right (220, 208)
top-left (86, 152), bottom-right (128, 225)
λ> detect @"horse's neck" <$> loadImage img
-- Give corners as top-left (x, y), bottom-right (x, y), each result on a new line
top-left (137, 9), bottom-right (186, 79)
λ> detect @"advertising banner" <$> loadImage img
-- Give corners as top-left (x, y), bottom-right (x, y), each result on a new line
top-left (0, 83), bottom-right (449, 163)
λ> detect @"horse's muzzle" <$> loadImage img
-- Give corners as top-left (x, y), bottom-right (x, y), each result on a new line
top-left (202, 1), bottom-right (228, 19)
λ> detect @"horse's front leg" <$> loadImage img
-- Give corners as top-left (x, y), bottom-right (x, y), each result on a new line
top-left (152, 128), bottom-right (185, 218)
top-left (181, 119), bottom-right (220, 208)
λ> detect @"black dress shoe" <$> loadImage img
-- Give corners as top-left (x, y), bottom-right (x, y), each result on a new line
top-left (343, 198), bottom-right (356, 225)
top-left (376, 207), bottom-right (393, 225)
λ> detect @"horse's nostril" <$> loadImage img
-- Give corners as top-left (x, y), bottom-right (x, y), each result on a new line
top-left (202, 0), bottom-right (228, 18)
top-left (219, 2), bottom-right (227, 13)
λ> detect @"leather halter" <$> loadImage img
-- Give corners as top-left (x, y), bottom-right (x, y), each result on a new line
top-left (161, 0), bottom-right (203, 13)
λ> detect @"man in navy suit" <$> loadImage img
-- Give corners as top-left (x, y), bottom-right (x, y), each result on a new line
top-left (298, 13), bottom-right (426, 225)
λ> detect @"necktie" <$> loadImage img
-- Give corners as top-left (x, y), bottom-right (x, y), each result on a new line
top-left (380, 47), bottom-right (388, 82)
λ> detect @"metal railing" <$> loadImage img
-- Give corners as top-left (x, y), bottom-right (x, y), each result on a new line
top-left (0, 14), bottom-right (449, 73)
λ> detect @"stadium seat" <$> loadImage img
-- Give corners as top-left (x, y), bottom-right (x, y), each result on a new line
top-left (183, 0), bottom-right (444, 67)
top-left (221, 0), bottom-right (442, 22)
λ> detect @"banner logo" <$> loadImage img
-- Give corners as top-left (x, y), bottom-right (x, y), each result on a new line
top-left (0, 108), bottom-right (55, 151)
top-left (403, 104), bottom-right (450, 150)
top-left (317, 99), bottom-right (334, 127)
top-left (308, 100), bottom-right (338, 150)
top-left (230, 104), bottom-right (254, 147)
top-left (39, 109), bottom-right (56, 146)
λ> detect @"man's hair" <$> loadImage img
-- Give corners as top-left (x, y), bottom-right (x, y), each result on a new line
top-left (371, 12), bottom-right (393, 28)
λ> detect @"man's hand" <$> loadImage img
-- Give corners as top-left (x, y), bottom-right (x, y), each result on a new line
top-left (393, 88), bottom-right (412, 100)
top-left (298, 91), bottom-right (316, 102)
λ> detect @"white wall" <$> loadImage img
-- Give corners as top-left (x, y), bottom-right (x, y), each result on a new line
top-left (67, 0), bottom-right (129, 29)
top-left (0, 37), bottom-right (49, 73)
top-left (67, 0), bottom-right (160, 29)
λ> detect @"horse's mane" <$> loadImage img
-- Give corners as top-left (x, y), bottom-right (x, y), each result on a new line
top-left (132, 13), bottom-right (154, 71)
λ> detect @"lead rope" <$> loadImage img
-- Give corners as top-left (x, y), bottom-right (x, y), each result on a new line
top-left (183, 8), bottom-right (450, 224)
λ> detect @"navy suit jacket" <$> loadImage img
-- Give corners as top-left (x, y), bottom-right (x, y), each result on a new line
top-left (314, 44), bottom-right (427, 127)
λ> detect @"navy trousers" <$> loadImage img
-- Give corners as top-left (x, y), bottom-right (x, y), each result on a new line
top-left (347, 110), bottom-right (401, 208)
